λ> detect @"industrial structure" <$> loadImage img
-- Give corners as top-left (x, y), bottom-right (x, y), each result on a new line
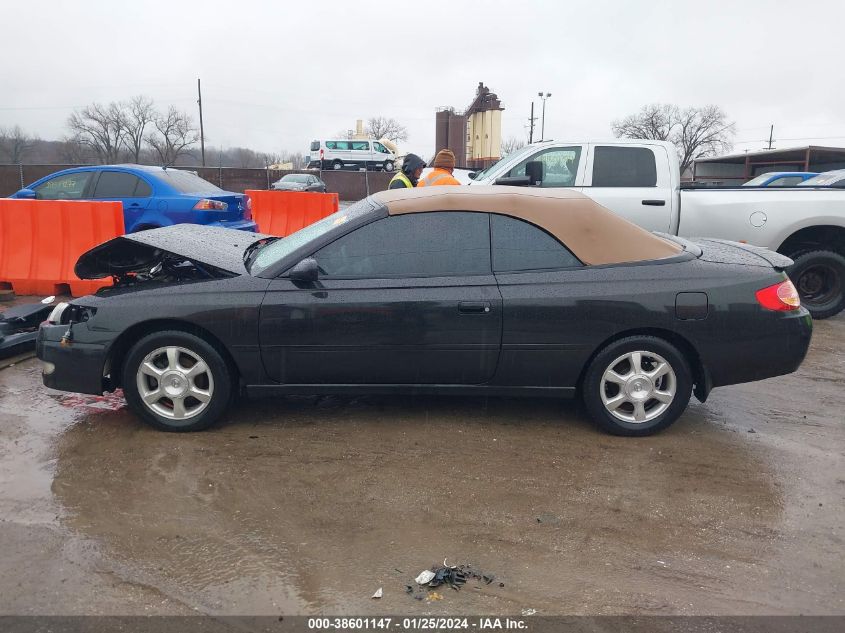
top-left (692, 146), bottom-right (845, 184)
top-left (435, 82), bottom-right (504, 169)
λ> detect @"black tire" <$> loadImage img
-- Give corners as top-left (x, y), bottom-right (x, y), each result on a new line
top-left (787, 250), bottom-right (845, 320)
top-left (332, 160), bottom-right (343, 170)
top-left (122, 330), bottom-right (232, 432)
top-left (383, 160), bottom-right (395, 173)
top-left (582, 336), bottom-right (692, 437)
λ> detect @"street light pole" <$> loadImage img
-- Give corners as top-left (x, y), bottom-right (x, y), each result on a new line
top-left (538, 92), bottom-right (551, 141)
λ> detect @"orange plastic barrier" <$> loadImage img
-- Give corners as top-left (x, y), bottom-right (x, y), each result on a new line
top-left (247, 190), bottom-right (339, 237)
top-left (0, 199), bottom-right (125, 297)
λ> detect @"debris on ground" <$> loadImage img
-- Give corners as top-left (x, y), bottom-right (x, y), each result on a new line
top-left (371, 587), bottom-right (382, 599)
top-left (408, 560), bottom-right (499, 600)
top-left (521, 608), bottom-right (537, 616)
top-left (426, 591), bottom-right (443, 602)
top-left (55, 390), bottom-right (126, 412)
top-left (414, 570), bottom-right (435, 585)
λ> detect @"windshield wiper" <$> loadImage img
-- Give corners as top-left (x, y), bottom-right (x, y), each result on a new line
top-left (243, 237), bottom-right (279, 272)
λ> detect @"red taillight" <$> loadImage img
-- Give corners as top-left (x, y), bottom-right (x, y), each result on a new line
top-left (756, 279), bottom-right (801, 311)
top-left (320, 149), bottom-right (324, 159)
top-left (243, 196), bottom-right (252, 219)
top-left (193, 199), bottom-right (227, 211)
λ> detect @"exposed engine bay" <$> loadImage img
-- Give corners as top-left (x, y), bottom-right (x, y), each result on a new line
top-left (102, 247), bottom-right (236, 290)
top-left (73, 225), bottom-right (265, 292)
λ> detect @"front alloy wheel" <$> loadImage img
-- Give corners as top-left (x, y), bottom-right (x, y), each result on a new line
top-left (123, 330), bottom-right (232, 432)
top-left (136, 346), bottom-right (214, 421)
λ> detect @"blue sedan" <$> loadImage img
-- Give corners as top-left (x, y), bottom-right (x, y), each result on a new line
top-left (742, 171), bottom-right (818, 187)
top-left (10, 164), bottom-right (257, 233)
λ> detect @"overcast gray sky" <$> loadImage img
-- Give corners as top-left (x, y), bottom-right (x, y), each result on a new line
top-left (2, 0), bottom-right (844, 159)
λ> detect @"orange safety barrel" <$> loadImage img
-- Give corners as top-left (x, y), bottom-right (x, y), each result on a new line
top-left (0, 199), bottom-right (124, 297)
top-left (247, 190), bottom-right (339, 236)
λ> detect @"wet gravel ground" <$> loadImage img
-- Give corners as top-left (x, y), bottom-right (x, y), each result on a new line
top-left (0, 306), bottom-right (842, 616)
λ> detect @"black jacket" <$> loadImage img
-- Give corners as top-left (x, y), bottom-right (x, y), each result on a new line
top-left (389, 153), bottom-right (426, 188)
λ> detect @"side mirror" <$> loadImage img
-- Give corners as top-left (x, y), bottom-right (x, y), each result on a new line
top-left (15, 188), bottom-right (36, 199)
top-left (288, 257), bottom-right (319, 283)
top-left (494, 175), bottom-right (532, 186)
top-left (467, 172), bottom-right (477, 180)
top-left (525, 161), bottom-right (544, 185)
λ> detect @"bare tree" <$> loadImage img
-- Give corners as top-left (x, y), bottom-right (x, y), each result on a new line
top-left (501, 136), bottom-right (525, 157)
top-left (123, 95), bottom-right (156, 163)
top-left (57, 135), bottom-right (93, 164)
top-left (0, 125), bottom-right (37, 163)
top-left (365, 116), bottom-right (408, 143)
top-left (145, 106), bottom-right (199, 165)
top-left (612, 103), bottom-right (735, 173)
top-left (67, 102), bottom-right (127, 164)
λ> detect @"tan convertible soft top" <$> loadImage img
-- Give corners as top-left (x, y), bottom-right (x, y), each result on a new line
top-left (371, 186), bottom-right (681, 265)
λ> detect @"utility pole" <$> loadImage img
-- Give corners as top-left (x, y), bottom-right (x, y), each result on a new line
top-left (528, 101), bottom-right (537, 144)
top-left (538, 92), bottom-right (551, 142)
top-left (766, 124), bottom-right (774, 150)
top-left (197, 78), bottom-right (206, 167)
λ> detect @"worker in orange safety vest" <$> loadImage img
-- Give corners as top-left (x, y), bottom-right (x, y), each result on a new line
top-left (417, 149), bottom-right (461, 186)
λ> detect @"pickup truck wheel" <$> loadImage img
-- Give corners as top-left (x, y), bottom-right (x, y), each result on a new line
top-left (788, 250), bottom-right (845, 320)
top-left (122, 331), bottom-right (232, 432)
top-left (582, 336), bottom-right (692, 437)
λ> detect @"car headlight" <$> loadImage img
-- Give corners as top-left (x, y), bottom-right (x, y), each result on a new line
top-left (46, 302), bottom-right (97, 325)
top-left (47, 302), bottom-right (69, 325)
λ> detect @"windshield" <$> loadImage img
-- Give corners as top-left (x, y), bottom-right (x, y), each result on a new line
top-left (743, 173), bottom-right (777, 186)
top-left (157, 169), bottom-right (224, 194)
top-left (281, 175), bottom-right (310, 183)
top-left (798, 171), bottom-right (845, 187)
top-left (248, 200), bottom-right (373, 275)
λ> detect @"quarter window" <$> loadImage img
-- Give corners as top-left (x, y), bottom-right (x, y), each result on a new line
top-left (591, 146), bottom-right (657, 187)
top-left (34, 172), bottom-right (92, 200)
top-left (92, 171), bottom-right (147, 198)
top-left (508, 147), bottom-right (581, 187)
top-left (491, 215), bottom-right (581, 272)
top-left (315, 212), bottom-right (491, 278)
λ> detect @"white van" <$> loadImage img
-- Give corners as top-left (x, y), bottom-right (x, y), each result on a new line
top-left (309, 139), bottom-right (396, 172)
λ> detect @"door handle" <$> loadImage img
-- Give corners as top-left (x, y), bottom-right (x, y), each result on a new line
top-left (642, 199), bottom-right (666, 206)
top-left (459, 301), bottom-right (491, 314)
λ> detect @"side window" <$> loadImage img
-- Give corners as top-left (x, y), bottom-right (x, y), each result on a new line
top-left (326, 141), bottom-right (337, 150)
top-left (34, 172), bottom-right (92, 200)
top-left (135, 178), bottom-right (152, 197)
top-left (491, 214), bottom-right (581, 272)
top-left (351, 141), bottom-right (370, 151)
top-left (374, 142), bottom-right (387, 153)
top-left (315, 212), bottom-right (490, 278)
top-left (591, 146), bottom-right (657, 187)
top-left (508, 147), bottom-right (581, 187)
top-left (93, 172), bottom-right (145, 198)
top-left (769, 176), bottom-right (802, 187)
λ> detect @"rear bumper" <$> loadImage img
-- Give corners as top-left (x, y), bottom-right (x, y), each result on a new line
top-left (36, 325), bottom-right (107, 395)
top-left (705, 308), bottom-right (813, 388)
top-left (206, 219), bottom-right (258, 232)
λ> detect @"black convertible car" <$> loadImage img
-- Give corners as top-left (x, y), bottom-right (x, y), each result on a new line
top-left (37, 186), bottom-right (812, 436)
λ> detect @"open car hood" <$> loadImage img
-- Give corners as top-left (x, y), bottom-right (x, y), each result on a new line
top-left (75, 224), bottom-right (273, 279)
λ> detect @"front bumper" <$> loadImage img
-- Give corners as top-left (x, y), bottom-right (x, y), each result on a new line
top-left (36, 325), bottom-right (108, 395)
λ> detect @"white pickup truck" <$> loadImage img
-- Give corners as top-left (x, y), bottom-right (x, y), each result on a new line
top-left (469, 139), bottom-right (845, 319)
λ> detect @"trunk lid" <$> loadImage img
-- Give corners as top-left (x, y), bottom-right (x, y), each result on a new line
top-left (75, 224), bottom-right (272, 279)
top-left (695, 238), bottom-right (793, 269)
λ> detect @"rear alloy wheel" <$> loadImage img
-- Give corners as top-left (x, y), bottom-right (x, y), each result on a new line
top-left (123, 330), bottom-right (232, 432)
top-left (788, 250), bottom-right (845, 319)
top-left (583, 336), bottom-right (692, 436)
top-left (383, 160), bottom-right (395, 172)
top-left (332, 160), bottom-right (343, 170)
